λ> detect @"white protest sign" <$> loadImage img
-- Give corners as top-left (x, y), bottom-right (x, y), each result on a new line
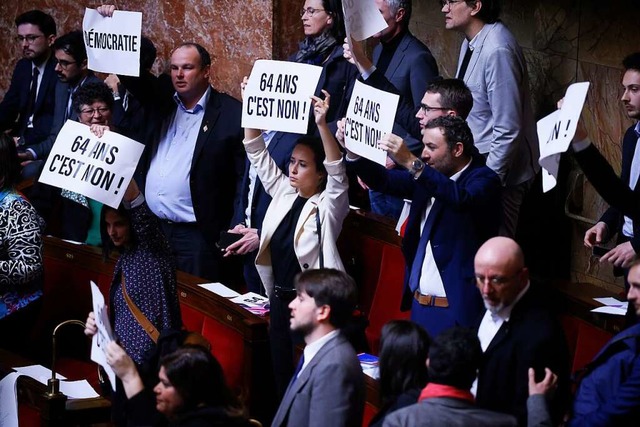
top-left (39, 121), bottom-right (144, 209)
top-left (342, 0), bottom-right (388, 42)
top-left (242, 60), bottom-right (322, 134)
top-left (89, 281), bottom-right (116, 391)
top-left (83, 8), bottom-right (142, 77)
top-left (538, 82), bottom-right (590, 192)
top-left (345, 80), bottom-right (399, 166)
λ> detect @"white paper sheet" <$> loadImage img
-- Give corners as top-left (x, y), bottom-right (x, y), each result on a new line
top-left (342, 0), bottom-right (388, 41)
top-left (198, 283), bottom-right (241, 298)
top-left (89, 281), bottom-right (117, 390)
top-left (0, 372), bottom-right (19, 427)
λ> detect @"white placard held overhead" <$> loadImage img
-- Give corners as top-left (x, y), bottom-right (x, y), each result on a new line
top-left (83, 8), bottom-right (142, 77)
top-left (345, 80), bottom-right (399, 166)
top-left (38, 121), bottom-right (144, 209)
top-left (242, 60), bottom-right (322, 134)
top-left (342, 0), bottom-right (388, 41)
top-left (89, 281), bottom-right (117, 391)
top-left (537, 82), bottom-right (590, 192)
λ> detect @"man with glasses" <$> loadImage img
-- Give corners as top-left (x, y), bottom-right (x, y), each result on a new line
top-left (441, 0), bottom-right (539, 238)
top-left (19, 30), bottom-right (102, 166)
top-left (0, 10), bottom-right (57, 153)
top-left (473, 236), bottom-right (569, 425)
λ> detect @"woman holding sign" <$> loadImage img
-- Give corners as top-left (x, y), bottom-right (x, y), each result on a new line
top-left (294, 0), bottom-right (357, 124)
top-left (241, 79), bottom-right (349, 397)
top-left (0, 134), bottom-right (44, 355)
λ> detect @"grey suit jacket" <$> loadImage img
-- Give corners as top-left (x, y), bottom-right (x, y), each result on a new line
top-left (271, 333), bottom-right (365, 427)
top-left (373, 31), bottom-right (438, 153)
top-left (457, 21), bottom-right (539, 186)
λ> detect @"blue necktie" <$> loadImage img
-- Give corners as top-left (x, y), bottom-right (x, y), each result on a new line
top-left (408, 221), bottom-right (431, 293)
top-left (292, 354), bottom-right (305, 383)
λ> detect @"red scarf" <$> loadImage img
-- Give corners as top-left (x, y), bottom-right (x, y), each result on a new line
top-left (419, 383), bottom-right (475, 403)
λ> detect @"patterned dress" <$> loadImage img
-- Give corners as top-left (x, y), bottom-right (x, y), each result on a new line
top-left (109, 201), bottom-right (182, 364)
top-left (0, 190), bottom-right (44, 319)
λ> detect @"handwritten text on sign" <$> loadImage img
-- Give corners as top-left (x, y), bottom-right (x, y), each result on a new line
top-left (83, 8), bottom-right (142, 77)
top-left (39, 121), bottom-right (144, 208)
top-left (242, 60), bottom-right (322, 134)
top-left (345, 80), bottom-right (399, 166)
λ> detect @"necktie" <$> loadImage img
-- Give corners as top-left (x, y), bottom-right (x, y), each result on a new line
top-left (408, 207), bottom-right (432, 292)
top-left (26, 67), bottom-right (40, 117)
top-left (64, 87), bottom-right (73, 122)
top-left (292, 354), bottom-right (305, 383)
top-left (457, 46), bottom-right (473, 79)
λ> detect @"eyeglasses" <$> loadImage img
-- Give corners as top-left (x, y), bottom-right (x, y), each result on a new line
top-left (475, 273), bottom-right (520, 287)
top-left (80, 107), bottom-right (110, 116)
top-left (419, 103), bottom-right (450, 114)
top-left (300, 7), bottom-right (325, 17)
top-left (15, 34), bottom-right (44, 44)
top-left (440, 0), bottom-right (466, 9)
top-left (54, 59), bottom-right (77, 68)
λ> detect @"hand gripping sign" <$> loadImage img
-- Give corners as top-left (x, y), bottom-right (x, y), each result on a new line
top-left (39, 121), bottom-right (145, 208)
top-left (537, 82), bottom-right (590, 192)
top-left (242, 60), bottom-right (323, 134)
top-left (83, 8), bottom-right (142, 77)
top-left (345, 80), bottom-right (399, 166)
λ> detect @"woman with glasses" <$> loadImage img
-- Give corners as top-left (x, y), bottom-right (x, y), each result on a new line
top-left (295, 0), bottom-right (357, 126)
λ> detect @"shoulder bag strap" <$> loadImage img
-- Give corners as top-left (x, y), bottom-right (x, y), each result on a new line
top-left (121, 275), bottom-right (159, 343)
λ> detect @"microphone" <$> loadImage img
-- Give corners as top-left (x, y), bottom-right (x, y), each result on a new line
top-left (47, 319), bottom-right (86, 397)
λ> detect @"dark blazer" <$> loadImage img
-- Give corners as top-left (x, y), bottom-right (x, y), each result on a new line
top-left (372, 31), bottom-right (438, 152)
top-left (348, 154), bottom-right (501, 334)
top-left (0, 57), bottom-right (57, 146)
top-left (569, 323), bottom-right (640, 426)
top-left (271, 333), bottom-right (365, 427)
top-left (126, 73), bottom-right (245, 252)
top-left (475, 286), bottom-right (570, 425)
top-left (597, 125), bottom-right (640, 254)
top-left (29, 72), bottom-right (103, 159)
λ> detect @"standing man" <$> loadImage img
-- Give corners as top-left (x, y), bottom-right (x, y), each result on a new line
top-left (271, 269), bottom-right (365, 427)
top-left (583, 53), bottom-right (640, 281)
top-left (441, 0), bottom-right (539, 237)
top-left (346, 115), bottom-right (501, 337)
top-left (0, 10), bottom-right (57, 151)
top-left (19, 30), bottom-right (102, 163)
top-left (473, 237), bottom-right (569, 425)
top-left (368, 0), bottom-right (439, 219)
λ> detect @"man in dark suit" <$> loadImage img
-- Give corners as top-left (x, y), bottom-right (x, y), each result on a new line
top-left (117, 40), bottom-right (244, 281)
top-left (0, 11), bottom-right (57, 151)
top-left (384, 327), bottom-right (521, 427)
top-left (19, 30), bottom-right (103, 164)
top-left (473, 237), bottom-right (570, 425)
top-left (367, 0), bottom-right (439, 219)
top-left (441, 0), bottom-right (539, 237)
top-left (347, 115), bottom-right (501, 337)
top-left (583, 53), bottom-right (640, 288)
top-left (271, 269), bottom-right (364, 427)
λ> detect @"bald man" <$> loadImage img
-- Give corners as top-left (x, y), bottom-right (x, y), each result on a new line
top-left (473, 237), bottom-right (569, 425)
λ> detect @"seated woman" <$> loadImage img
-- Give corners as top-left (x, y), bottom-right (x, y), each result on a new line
top-left (369, 320), bottom-right (430, 427)
top-left (105, 341), bottom-right (251, 426)
top-left (0, 134), bottom-right (45, 354)
top-left (239, 80), bottom-right (349, 397)
top-left (85, 177), bottom-right (181, 424)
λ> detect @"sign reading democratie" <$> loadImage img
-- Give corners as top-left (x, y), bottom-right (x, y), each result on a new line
top-left (344, 80), bottom-right (399, 166)
top-left (342, 0), bottom-right (388, 41)
top-left (242, 60), bottom-right (323, 134)
top-left (83, 8), bottom-right (142, 77)
top-left (537, 81), bottom-right (590, 192)
top-left (39, 121), bottom-right (145, 209)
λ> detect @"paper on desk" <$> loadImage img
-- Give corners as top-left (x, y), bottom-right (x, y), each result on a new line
top-left (0, 372), bottom-right (19, 427)
top-left (591, 306), bottom-right (627, 316)
top-left (199, 283), bottom-right (241, 298)
top-left (362, 365), bottom-right (379, 380)
top-left (59, 379), bottom-right (100, 398)
top-left (593, 297), bottom-right (627, 307)
top-left (13, 365), bottom-right (66, 385)
top-left (231, 292), bottom-right (269, 308)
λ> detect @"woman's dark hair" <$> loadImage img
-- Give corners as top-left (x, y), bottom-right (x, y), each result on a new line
top-left (294, 136), bottom-right (327, 192)
top-left (0, 134), bottom-right (21, 190)
top-left (72, 81), bottom-right (114, 115)
top-left (378, 320), bottom-right (430, 407)
top-left (160, 345), bottom-right (240, 415)
top-left (322, 0), bottom-right (346, 41)
top-left (99, 204), bottom-right (135, 260)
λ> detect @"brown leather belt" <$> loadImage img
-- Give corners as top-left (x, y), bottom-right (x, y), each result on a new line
top-left (414, 290), bottom-right (449, 307)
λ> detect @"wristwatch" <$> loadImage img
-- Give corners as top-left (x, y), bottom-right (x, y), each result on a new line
top-left (409, 158), bottom-right (425, 177)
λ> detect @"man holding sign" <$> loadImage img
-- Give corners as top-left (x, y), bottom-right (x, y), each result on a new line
top-left (346, 115), bottom-right (501, 337)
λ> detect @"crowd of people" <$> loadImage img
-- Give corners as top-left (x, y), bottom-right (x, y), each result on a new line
top-left (1, 1), bottom-right (639, 426)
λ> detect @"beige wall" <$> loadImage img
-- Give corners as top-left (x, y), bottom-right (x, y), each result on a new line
top-left (2, 0), bottom-right (638, 291)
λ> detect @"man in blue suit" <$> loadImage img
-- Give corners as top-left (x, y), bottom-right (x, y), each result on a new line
top-left (0, 11), bottom-right (57, 151)
top-left (441, 0), bottom-right (539, 237)
top-left (347, 115), bottom-right (501, 337)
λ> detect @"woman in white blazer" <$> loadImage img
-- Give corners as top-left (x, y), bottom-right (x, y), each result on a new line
top-left (241, 81), bottom-right (349, 397)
